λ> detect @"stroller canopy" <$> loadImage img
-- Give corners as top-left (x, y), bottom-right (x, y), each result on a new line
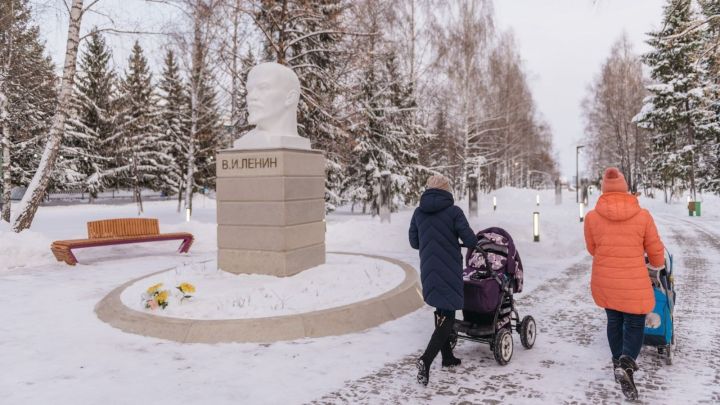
top-left (465, 227), bottom-right (525, 293)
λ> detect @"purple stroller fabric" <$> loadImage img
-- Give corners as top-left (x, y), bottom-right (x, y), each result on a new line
top-left (463, 227), bottom-right (524, 313)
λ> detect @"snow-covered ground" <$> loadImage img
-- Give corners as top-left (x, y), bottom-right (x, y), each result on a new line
top-left (0, 188), bottom-right (718, 404)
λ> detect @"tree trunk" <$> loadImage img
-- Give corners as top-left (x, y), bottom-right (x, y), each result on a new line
top-left (177, 183), bottom-right (183, 213)
top-left (11, 0), bottom-right (84, 232)
top-left (1, 122), bottom-right (11, 222)
top-left (184, 3), bottom-right (204, 220)
top-left (133, 158), bottom-right (143, 215)
top-left (686, 110), bottom-right (697, 201)
top-left (184, 86), bottom-right (197, 218)
top-left (230, 0), bottom-right (240, 144)
top-left (0, 0), bottom-right (14, 222)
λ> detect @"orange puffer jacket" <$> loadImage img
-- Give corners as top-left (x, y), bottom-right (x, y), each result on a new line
top-left (584, 192), bottom-right (665, 314)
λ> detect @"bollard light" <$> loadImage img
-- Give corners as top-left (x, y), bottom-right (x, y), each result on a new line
top-left (536, 194), bottom-right (540, 206)
top-left (533, 211), bottom-right (540, 242)
top-left (493, 196), bottom-right (497, 211)
top-left (579, 202), bottom-right (585, 222)
top-left (185, 208), bottom-right (191, 222)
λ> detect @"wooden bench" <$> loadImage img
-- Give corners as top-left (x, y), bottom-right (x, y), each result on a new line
top-left (51, 218), bottom-right (194, 266)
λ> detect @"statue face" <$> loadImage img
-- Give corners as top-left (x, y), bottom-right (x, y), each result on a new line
top-left (246, 65), bottom-right (298, 127)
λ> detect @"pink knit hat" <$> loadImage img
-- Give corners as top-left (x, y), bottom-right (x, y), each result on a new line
top-left (601, 167), bottom-right (628, 193)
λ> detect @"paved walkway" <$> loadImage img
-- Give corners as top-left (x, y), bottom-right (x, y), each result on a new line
top-left (309, 216), bottom-right (720, 404)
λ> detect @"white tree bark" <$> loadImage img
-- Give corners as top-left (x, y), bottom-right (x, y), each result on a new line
top-left (1, 120), bottom-right (11, 223)
top-left (183, 87), bottom-right (197, 217)
top-left (1, 1), bottom-right (14, 223)
top-left (11, 0), bottom-right (85, 232)
top-left (230, 0), bottom-right (241, 143)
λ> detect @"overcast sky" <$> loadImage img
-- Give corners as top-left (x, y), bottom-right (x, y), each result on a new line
top-left (493, 0), bottom-right (665, 178)
top-left (36, 0), bottom-right (667, 178)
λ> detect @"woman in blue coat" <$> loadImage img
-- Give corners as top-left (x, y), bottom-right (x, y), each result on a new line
top-left (409, 175), bottom-right (478, 386)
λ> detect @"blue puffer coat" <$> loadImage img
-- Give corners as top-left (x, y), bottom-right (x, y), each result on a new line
top-left (409, 188), bottom-right (478, 311)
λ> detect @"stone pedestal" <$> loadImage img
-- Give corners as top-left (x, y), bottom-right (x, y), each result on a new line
top-left (216, 148), bottom-right (326, 276)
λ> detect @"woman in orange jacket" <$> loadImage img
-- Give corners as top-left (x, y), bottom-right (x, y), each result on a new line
top-left (584, 168), bottom-right (665, 400)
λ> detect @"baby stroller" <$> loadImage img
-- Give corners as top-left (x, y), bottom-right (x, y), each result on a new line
top-left (643, 249), bottom-right (675, 365)
top-left (449, 227), bottom-right (536, 365)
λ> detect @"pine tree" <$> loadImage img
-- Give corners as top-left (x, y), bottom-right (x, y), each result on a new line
top-left (111, 41), bottom-right (176, 214)
top-left (634, 0), bottom-right (716, 201)
top-left (0, 0), bottom-right (57, 222)
top-left (384, 50), bottom-right (430, 204)
top-left (345, 37), bottom-right (402, 212)
top-left (158, 50), bottom-right (190, 210)
top-left (192, 68), bottom-right (221, 193)
top-left (698, 0), bottom-right (720, 193)
top-left (60, 29), bottom-right (116, 199)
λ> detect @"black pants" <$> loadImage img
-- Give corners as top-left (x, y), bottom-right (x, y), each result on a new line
top-left (606, 309), bottom-right (646, 360)
top-left (421, 308), bottom-right (455, 366)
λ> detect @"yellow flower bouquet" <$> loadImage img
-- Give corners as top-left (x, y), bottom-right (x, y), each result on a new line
top-left (142, 283), bottom-right (170, 310)
top-left (176, 282), bottom-right (196, 302)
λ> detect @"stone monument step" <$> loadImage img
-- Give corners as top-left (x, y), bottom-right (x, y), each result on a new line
top-left (217, 199), bottom-right (325, 226)
top-left (216, 176), bottom-right (324, 202)
top-left (217, 222), bottom-right (325, 251)
top-left (218, 243), bottom-right (326, 277)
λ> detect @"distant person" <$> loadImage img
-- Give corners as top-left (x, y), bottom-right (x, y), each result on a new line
top-left (583, 167), bottom-right (665, 400)
top-left (409, 175), bottom-right (478, 386)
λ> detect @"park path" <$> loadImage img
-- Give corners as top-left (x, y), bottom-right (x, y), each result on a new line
top-left (309, 215), bottom-right (720, 404)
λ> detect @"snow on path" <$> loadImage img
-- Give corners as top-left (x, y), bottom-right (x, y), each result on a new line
top-left (309, 214), bottom-right (720, 404)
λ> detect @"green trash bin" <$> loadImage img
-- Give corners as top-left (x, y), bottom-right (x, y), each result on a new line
top-left (695, 201), bottom-right (702, 217)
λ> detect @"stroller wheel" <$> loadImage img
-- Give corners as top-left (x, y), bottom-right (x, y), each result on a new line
top-left (493, 329), bottom-right (514, 365)
top-left (519, 316), bottom-right (537, 349)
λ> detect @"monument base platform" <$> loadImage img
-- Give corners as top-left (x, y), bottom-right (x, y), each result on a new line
top-left (95, 252), bottom-right (424, 344)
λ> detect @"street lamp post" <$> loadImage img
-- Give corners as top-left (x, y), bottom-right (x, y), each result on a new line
top-left (576, 145), bottom-right (585, 203)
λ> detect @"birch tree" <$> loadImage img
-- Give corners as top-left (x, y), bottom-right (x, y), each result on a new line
top-left (582, 36), bottom-right (649, 192)
top-left (1, 0), bottom-right (57, 222)
top-left (431, 0), bottom-right (493, 195)
top-left (11, 0), bottom-right (85, 232)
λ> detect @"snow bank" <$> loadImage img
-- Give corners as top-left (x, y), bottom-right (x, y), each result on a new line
top-left (0, 221), bottom-right (55, 271)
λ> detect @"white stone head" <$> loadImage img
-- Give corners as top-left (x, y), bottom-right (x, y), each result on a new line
top-left (246, 62), bottom-right (300, 137)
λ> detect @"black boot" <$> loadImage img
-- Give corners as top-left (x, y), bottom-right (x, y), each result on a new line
top-left (433, 311), bottom-right (461, 367)
top-left (417, 312), bottom-right (454, 385)
top-left (416, 358), bottom-right (429, 386)
top-left (614, 355), bottom-right (639, 400)
top-left (441, 340), bottom-right (461, 367)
